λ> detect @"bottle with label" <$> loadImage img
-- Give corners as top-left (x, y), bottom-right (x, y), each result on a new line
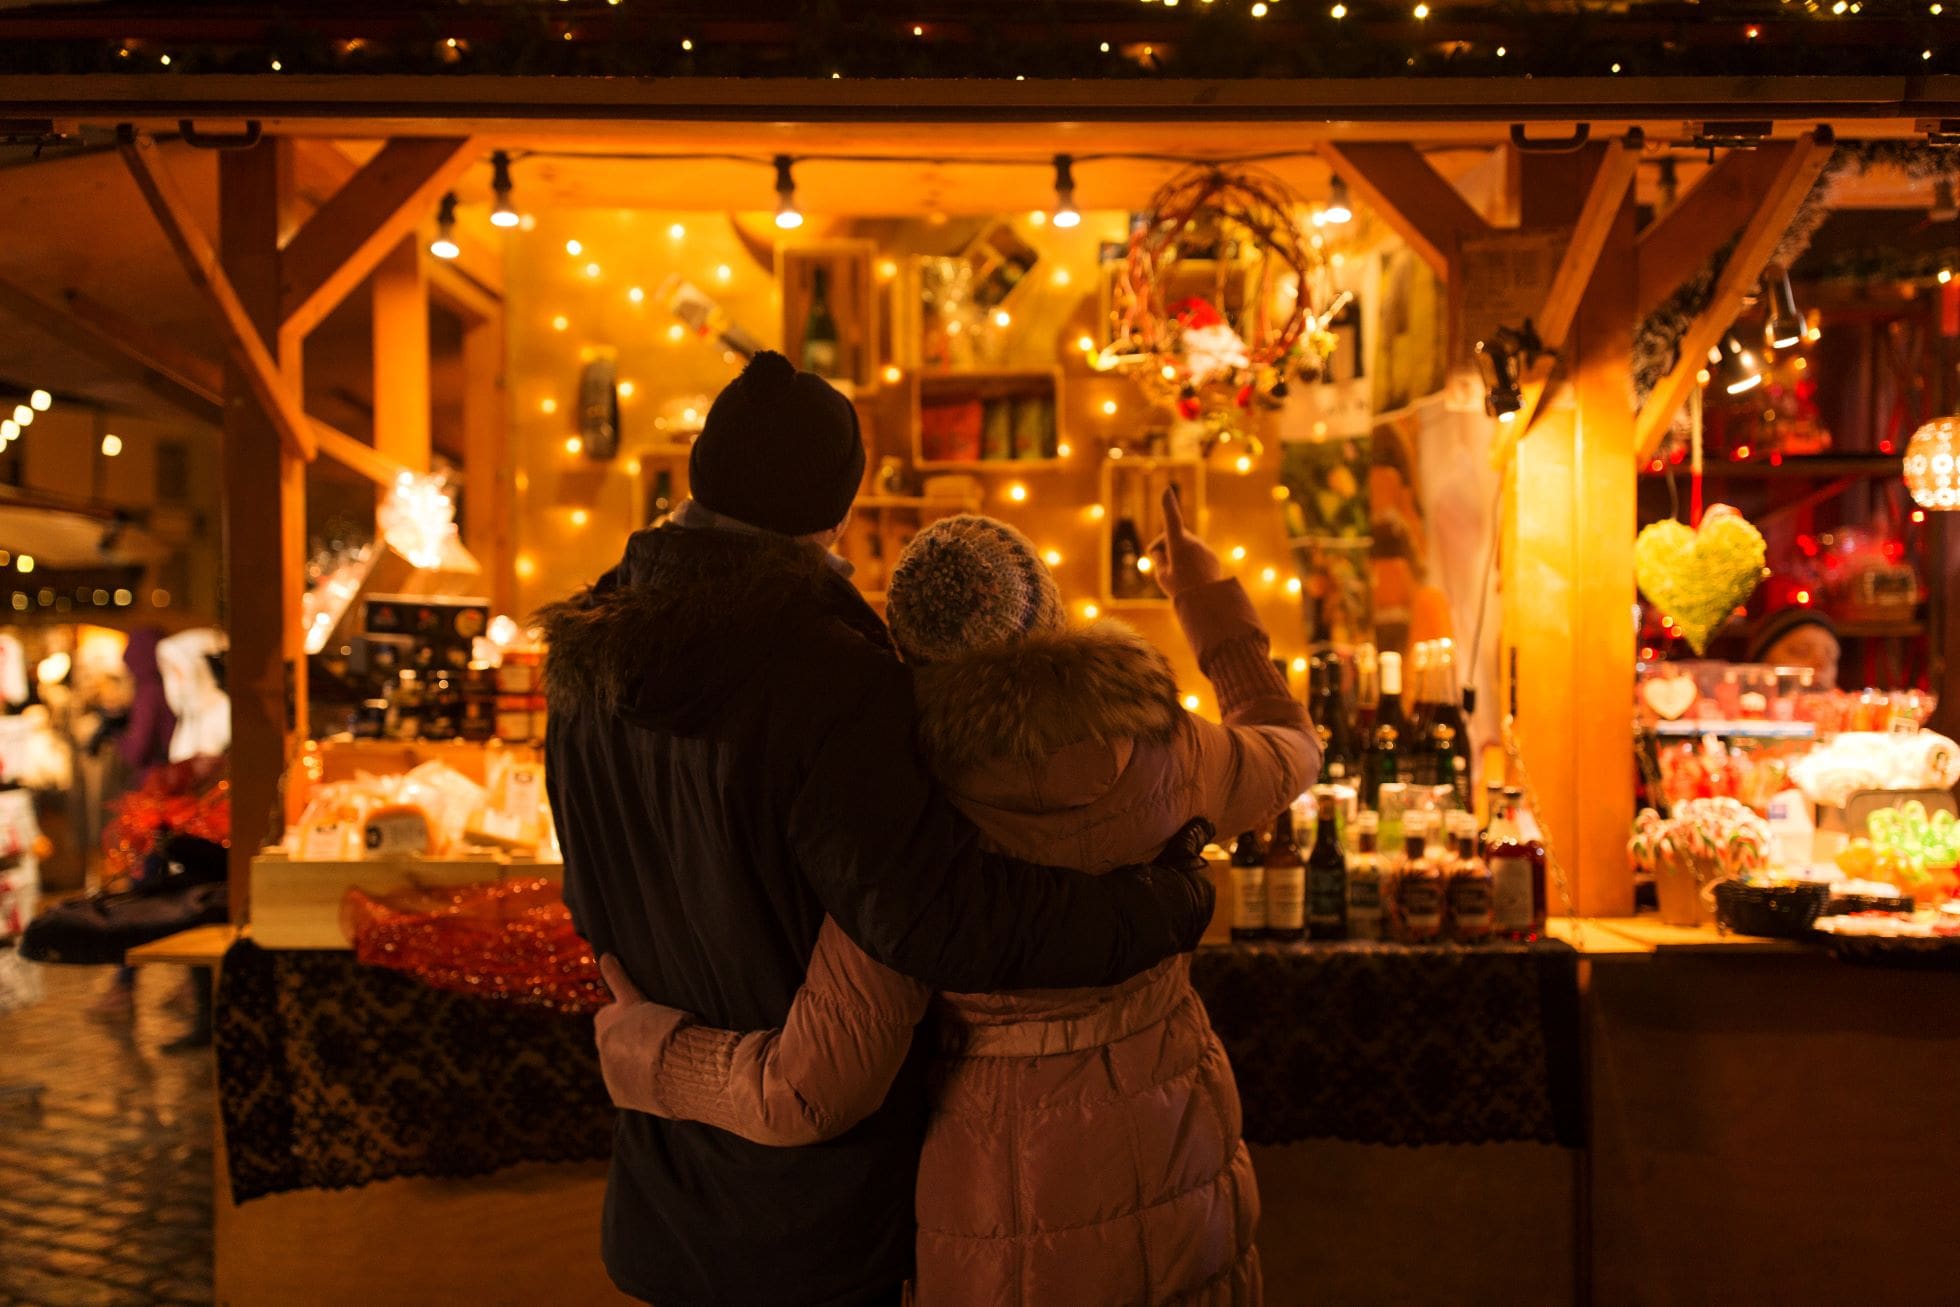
top-left (1405, 643), bottom-right (1434, 781)
top-left (385, 668), bottom-right (425, 740)
top-left (1310, 655), bottom-right (1361, 785)
top-left (1487, 786), bottom-right (1548, 940)
top-left (1345, 811), bottom-right (1383, 942)
top-left (1229, 831), bottom-right (1267, 943)
top-left (801, 267), bottom-right (842, 377)
top-left (1478, 780), bottom-right (1506, 858)
top-left (1353, 643), bottom-right (1380, 737)
top-left (1306, 787), bottom-right (1348, 941)
top-left (1424, 640), bottom-right (1475, 810)
top-left (1446, 812), bottom-right (1495, 943)
top-left (1110, 516), bottom-right (1148, 599)
top-left (1392, 811), bottom-right (1444, 944)
top-left (1361, 650), bottom-right (1406, 809)
top-left (1263, 809), bottom-right (1306, 943)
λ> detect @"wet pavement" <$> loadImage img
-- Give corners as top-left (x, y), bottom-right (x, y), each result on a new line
top-left (0, 963), bottom-right (213, 1307)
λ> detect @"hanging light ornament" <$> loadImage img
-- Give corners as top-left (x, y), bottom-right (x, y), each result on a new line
top-left (430, 192), bottom-right (461, 259)
top-left (1050, 154), bottom-right (1081, 229)
top-left (489, 151), bottom-right (521, 229)
top-left (1709, 332), bottom-right (1763, 395)
top-left (773, 155), bottom-right (804, 230)
top-left (1905, 417), bottom-right (1960, 510)
top-left (1764, 267), bottom-right (1805, 350)
top-left (1323, 175), bottom-right (1354, 225)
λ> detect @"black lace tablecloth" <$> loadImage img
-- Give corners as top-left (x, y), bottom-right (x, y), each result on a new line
top-left (1191, 940), bottom-right (1584, 1149)
top-left (216, 937), bottom-right (1581, 1202)
top-left (215, 940), bottom-right (614, 1203)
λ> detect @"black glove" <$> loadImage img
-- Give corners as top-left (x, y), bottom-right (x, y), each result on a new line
top-left (1151, 816), bottom-right (1217, 951)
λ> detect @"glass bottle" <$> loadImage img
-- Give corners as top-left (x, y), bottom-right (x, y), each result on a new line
top-left (1425, 639), bottom-right (1475, 811)
top-left (1263, 809), bottom-right (1306, 943)
top-left (1353, 642), bottom-right (1380, 737)
top-left (1487, 786), bottom-right (1547, 941)
top-left (1362, 650), bottom-right (1406, 809)
top-left (801, 266), bottom-right (841, 377)
top-left (1392, 811), bottom-right (1443, 944)
top-left (1345, 811), bottom-right (1383, 942)
top-left (1446, 812), bottom-right (1495, 943)
top-left (1306, 786), bottom-right (1348, 941)
top-left (1230, 830), bottom-right (1267, 943)
top-left (1312, 655), bottom-right (1361, 786)
top-left (1405, 642), bottom-right (1434, 782)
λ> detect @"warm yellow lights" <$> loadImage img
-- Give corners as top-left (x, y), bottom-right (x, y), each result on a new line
top-left (1183, 694), bottom-right (1202, 711)
top-left (1161, 364), bottom-right (1178, 381)
top-left (569, 509), bottom-right (590, 527)
top-left (668, 222), bottom-right (686, 239)
top-left (625, 458), bottom-right (642, 477)
top-left (1056, 442), bottom-right (1072, 458)
top-left (1260, 566), bottom-right (1278, 585)
top-left (1088, 503), bottom-right (1107, 521)
top-left (1235, 455), bottom-right (1254, 474)
top-left (1082, 602), bottom-right (1101, 620)
top-left (1077, 335), bottom-right (1096, 353)
top-left (29, 389), bottom-right (49, 411)
top-left (552, 315), bottom-right (569, 332)
top-left (882, 364), bottom-right (904, 385)
top-left (618, 381), bottom-right (636, 399)
top-left (1006, 482), bottom-right (1029, 503)
top-left (540, 398), bottom-right (558, 414)
top-left (993, 309), bottom-right (1012, 328)
top-left (1285, 576), bottom-right (1303, 595)
top-left (680, 38), bottom-right (694, 52)
top-left (515, 554), bottom-right (538, 580)
top-left (1029, 209), bottom-right (1048, 227)
top-left (100, 433), bottom-right (123, 457)
top-left (584, 262), bottom-right (602, 278)
top-left (1051, 268), bottom-right (1072, 288)
top-left (565, 239), bottom-right (583, 256)
top-left (1291, 656), bottom-right (1309, 674)
top-left (564, 436), bottom-right (583, 455)
top-left (16, 555), bottom-right (33, 574)
top-left (1331, 2), bottom-right (1347, 14)
top-left (1135, 555), bottom-right (1154, 575)
top-left (1042, 549), bottom-right (1063, 567)
top-left (114, 589), bottom-right (132, 606)
top-left (151, 588), bottom-right (170, 607)
top-left (667, 323), bottom-right (686, 342)
top-left (628, 286), bottom-right (645, 303)
top-left (1229, 545), bottom-right (1247, 562)
top-left (1941, 269), bottom-right (1954, 285)
top-left (876, 259), bottom-right (898, 281)
top-left (1413, 2), bottom-right (1429, 16)
top-left (1271, 485), bottom-right (1291, 501)
top-left (1100, 399), bottom-right (1119, 416)
top-left (715, 264), bottom-right (732, 283)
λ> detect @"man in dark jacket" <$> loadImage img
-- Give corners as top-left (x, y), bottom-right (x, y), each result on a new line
top-left (541, 350), bottom-right (1214, 1307)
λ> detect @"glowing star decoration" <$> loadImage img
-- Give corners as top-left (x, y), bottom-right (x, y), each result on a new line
top-left (1633, 505), bottom-right (1769, 655)
top-left (379, 472), bottom-right (460, 569)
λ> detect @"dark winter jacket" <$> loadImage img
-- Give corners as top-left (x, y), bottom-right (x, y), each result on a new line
top-left (539, 519), bottom-right (1214, 1307)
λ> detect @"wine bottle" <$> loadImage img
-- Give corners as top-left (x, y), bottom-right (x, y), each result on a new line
top-left (1362, 651), bottom-right (1407, 807)
top-left (1306, 786), bottom-right (1348, 941)
top-left (801, 267), bottom-right (841, 378)
top-left (1487, 787), bottom-right (1547, 941)
top-left (1230, 831), bottom-right (1267, 943)
top-left (1345, 811), bottom-right (1383, 942)
top-left (1263, 810), bottom-right (1306, 943)
top-left (1424, 639), bottom-right (1475, 811)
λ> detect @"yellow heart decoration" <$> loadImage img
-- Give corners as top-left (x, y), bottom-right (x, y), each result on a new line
top-left (1634, 505), bottom-right (1768, 655)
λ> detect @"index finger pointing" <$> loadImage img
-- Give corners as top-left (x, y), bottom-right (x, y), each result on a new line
top-left (1160, 486), bottom-right (1188, 542)
top-left (599, 954), bottom-right (644, 1005)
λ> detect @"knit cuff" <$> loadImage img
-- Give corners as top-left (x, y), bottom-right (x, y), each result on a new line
top-left (647, 1025), bottom-right (745, 1120)
top-left (1172, 578), bottom-right (1264, 664)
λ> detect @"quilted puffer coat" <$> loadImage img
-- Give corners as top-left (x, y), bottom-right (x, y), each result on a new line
top-left (596, 577), bottom-right (1318, 1305)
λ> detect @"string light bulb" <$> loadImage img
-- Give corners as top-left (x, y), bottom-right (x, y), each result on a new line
top-left (101, 433), bottom-right (123, 457)
top-left (28, 389), bottom-right (49, 411)
top-left (1183, 694), bottom-right (1202, 711)
top-left (429, 192), bottom-right (461, 260)
top-left (0, 421), bottom-right (15, 441)
top-left (1324, 174), bottom-right (1354, 225)
top-left (12, 406), bottom-right (29, 426)
top-left (489, 151), bottom-right (520, 228)
top-left (1007, 482), bottom-right (1029, 503)
top-left (773, 155), bottom-right (804, 230)
top-left (1051, 154), bottom-right (1082, 229)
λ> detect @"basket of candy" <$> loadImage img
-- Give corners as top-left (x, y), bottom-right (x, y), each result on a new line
top-left (1712, 878), bottom-right (1829, 939)
top-left (1811, 904), bottom-right (1960, 971)
top-left (1832, 800), bottom-right (1960, 903)
top-left (1629, 799), bottom-right (1772, 928)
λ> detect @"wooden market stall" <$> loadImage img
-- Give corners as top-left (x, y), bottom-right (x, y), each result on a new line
top-left (4, 23), bottom-right (1960, 1303)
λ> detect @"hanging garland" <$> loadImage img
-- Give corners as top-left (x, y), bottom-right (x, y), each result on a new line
top-left (1631, 143), bottom-right (1960, 408)
top-left (1105, 163), bottom-right (1346, 446)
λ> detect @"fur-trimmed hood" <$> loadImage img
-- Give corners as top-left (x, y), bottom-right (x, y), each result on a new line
top-left (913, 619), bottom-right (1181, 815)
top-left (536, 523), bottom-right (890, 734)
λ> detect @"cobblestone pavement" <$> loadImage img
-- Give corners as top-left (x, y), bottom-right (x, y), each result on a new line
top-left (0, 963), bottom-right (213, 1307)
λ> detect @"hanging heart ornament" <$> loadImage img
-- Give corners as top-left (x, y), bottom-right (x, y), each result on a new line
top-left (1634, 505), bottom-right (1769, 655)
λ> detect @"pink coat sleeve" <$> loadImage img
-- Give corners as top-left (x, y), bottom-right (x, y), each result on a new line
top-left (594, 917), bottom-right (930, 1147)
top-left (1171, 578), bottom-right (1322, 838)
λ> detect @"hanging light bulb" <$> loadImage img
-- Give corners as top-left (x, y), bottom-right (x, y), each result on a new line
top-left (1905, 417), bottom-right (1960, 510)
top-left (12, 405), bottom-right (30, 427)
top-left (489, 150), bottom-right (520, 228)
top-left (774, 155), bottom-right (804, 230)
top-left (429, 192), bottom-right (461, 260)
top-left (1709, 333), bottom-right (1763, 396)
top-left (1765, 267), bottom-right (1805, 350)
top-left (1323, 174), bottom-right (1354, 225)
top-left (1051, 154), bottom-right (1081, 229)
top-left (28, 389), bottom-right (50, 411)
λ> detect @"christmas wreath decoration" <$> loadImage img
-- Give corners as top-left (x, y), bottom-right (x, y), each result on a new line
top-left (1105, 163), bottom-right (1349, 444)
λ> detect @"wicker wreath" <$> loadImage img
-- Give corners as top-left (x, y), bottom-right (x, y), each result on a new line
top-left (1107, 162), bottom-right (1344, 425)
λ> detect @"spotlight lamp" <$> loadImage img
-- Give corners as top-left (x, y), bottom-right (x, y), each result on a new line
top-left (774, 156), bottom-right (804, 230)
top-left (1323, 174), bottom-right (1354, 225)
top-left (489, 150), bottom-right (520, 228)
top-left (1051, 154), bottom-right (1081, 229)
top-left (1765, 267), bottom-right (1805, 350)
top-left (430, 192), bottom-right (461, 260)
top-left (1473, 318), bottom-right (1547, 420)
top-left (1710, 332), bottom-right (1764, 396)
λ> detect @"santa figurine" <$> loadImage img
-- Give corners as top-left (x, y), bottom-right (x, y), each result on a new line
top-left (1172, 297), bottom-right (1250, 389)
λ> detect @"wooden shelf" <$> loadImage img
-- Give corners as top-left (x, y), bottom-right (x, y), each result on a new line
top-left (911, 458), bottom-right (1071, 472)
top-left (1640, 453), bottom-right (1904, 481)
top-left (855, 494), bottom-right (982, 511)
top-left (1836, 620), bottom-right (1926, 639)
top-left (1646, 719), bottom-right (1817, 740)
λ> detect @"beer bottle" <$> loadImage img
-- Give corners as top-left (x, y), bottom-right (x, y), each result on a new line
top-left (1229, 831), bottom-right (1267, 943)
top-left (1263, 810), bottom-right (1306, 943)
top-left (1306, 786), bottom-right (1348, 941)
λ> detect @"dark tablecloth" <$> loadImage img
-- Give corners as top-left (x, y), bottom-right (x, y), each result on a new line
top-left (216, 937), bottom-right (1582, 1202)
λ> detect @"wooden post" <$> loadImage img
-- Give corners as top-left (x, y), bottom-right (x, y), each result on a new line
top-left (1502, 170), bottom-right (1640, 917)
top-left (219, 140), bottom-right (303, 918)
top-left (371, 237), bottom-right (432, 476)
top-left (460, 313), bottom-right (512, 611)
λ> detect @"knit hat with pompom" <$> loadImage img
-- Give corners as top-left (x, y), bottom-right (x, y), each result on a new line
top-left (886, 515), bottom-right (1066, 665)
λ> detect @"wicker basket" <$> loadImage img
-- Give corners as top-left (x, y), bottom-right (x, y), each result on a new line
top-left (1713, 880), bottom-right (1829, 939)
top-left (1825, 891), bottom-right (1915, 917)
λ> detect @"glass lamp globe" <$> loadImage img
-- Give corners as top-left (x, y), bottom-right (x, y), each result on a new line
top-left (1905, 417), bottom-right (1960, 511)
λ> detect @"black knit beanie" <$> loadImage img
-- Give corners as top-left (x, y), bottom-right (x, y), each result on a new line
top-left (688, 351), bottom-right (864, 537)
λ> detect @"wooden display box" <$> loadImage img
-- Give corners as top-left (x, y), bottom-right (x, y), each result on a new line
top-left (1098, 454), bottom-right (1206, 609)
top-left (837, 491), bottom-right (982, 604)
top-left (912, 368), bottom-right (1066, 470)
top-left (287, 738), bottom-right (544, 826)
top-left (249, 850), bottom-right (563, 950)
top-left (778, 241), bottom-right (879, 391)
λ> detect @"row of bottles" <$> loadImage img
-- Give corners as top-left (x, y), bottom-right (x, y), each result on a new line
top-left (1227, 785), bottom-right (1546, 946)
top-left (1306, 641), bottom-right (1473, 812)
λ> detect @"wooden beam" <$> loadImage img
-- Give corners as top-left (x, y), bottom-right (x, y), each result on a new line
top-left (428, 260), bottom-right (502, 326)
top-left (1634, 128), bottom-right (1836, 462)
top-left (118, 130), bottom-right (317, 461)
top-left (1636, 144), bottom-right (1813, 318)
top-left (63, 288), bottom-right (224, 400)
top-left (460, 312), bottom-right (511, 611)
top-left (1318, 141), bottom-right (1491, 277)
top-left (0, 276), bottom-right (221, 423)
top-left (1490, 134), bottom-right (1642, 463)
top-left (314, 418), bottom-right (411, 488)
top-left (279, 136), bottom-right (475, 341)
top-left (371, 237), bottom-right (432, 476)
